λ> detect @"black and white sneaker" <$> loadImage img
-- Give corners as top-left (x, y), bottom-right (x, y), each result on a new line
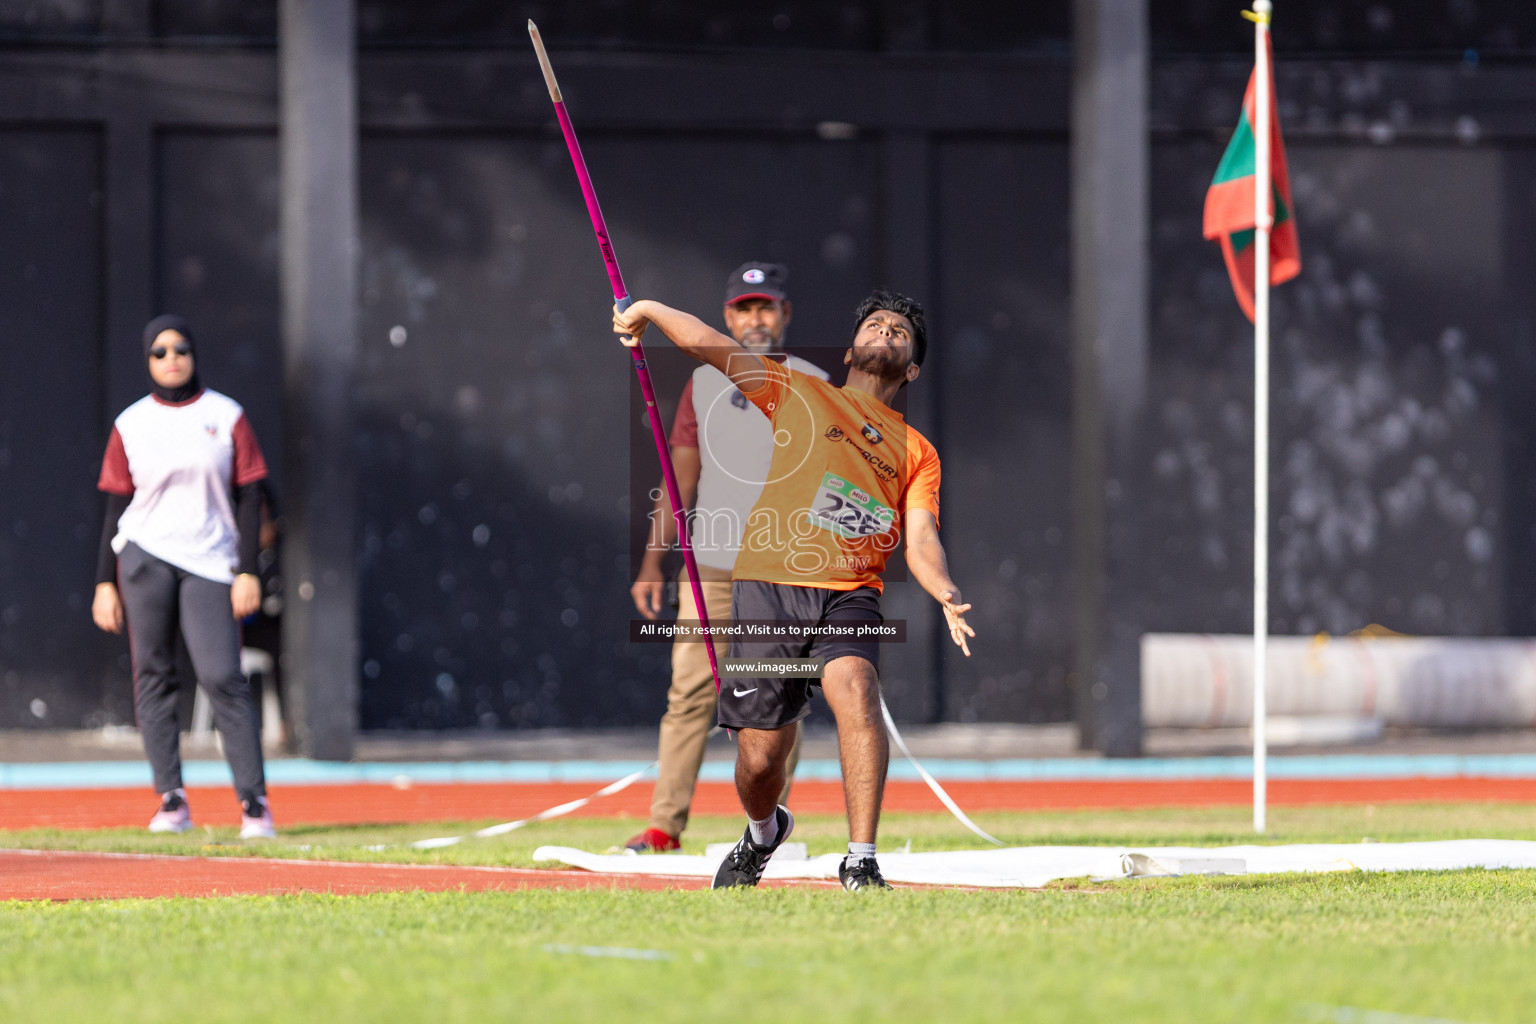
top-left (711, 805), bottom-right (794, 889)
top-left (838, 856), bottom-right (892, 891)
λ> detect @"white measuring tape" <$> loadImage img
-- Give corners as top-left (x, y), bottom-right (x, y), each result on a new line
top-left (410, 763), bottom-right (658, 850)
top-left (880, 695), bottom-right (1005, 847)
top-left (408, 703), bottom-right (1002, 850)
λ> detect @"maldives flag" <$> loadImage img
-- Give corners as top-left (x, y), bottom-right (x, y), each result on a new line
top-left (1202, 35), bottom-right (1301, 321)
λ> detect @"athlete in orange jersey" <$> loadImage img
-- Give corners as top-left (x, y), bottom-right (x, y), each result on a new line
top-left (613, 290), bottom-right (974, 891)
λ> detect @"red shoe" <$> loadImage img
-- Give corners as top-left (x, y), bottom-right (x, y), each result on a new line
top-left (625, 828), bottom-right (681, 853)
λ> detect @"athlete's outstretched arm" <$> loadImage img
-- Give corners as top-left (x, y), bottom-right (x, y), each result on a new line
top-left (613, 300), bottom-right (768, 389)
top-left (904, 509), bottom-right (975, 657)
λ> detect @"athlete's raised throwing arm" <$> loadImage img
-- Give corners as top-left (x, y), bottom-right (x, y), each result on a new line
top-left (905, 509), bottom-right (975, 657)
top-left (613, 301), bottom-right (770, 392)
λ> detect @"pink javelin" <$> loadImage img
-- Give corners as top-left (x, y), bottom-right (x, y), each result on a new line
top-left (527, 21), bottom-right (723, 695)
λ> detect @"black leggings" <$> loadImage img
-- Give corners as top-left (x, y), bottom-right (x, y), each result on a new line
top-left (118, 542), bottom-right (266, 804)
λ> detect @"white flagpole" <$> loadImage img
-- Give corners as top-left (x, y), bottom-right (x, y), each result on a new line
top-left (1251, 0), bottom-right (1273, 835)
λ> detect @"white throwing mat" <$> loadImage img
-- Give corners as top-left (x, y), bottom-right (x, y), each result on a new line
top-left (532, 840), bottom-right (1536, 889)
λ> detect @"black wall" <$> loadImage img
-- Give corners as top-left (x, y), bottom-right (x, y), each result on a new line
top-left (2, 1), bottom-right (1535, 731)
top-left (0, 129), bottom-right (115, 727)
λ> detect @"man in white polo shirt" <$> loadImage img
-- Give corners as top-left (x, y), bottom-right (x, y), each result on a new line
top-left (626, 262), bottom-right (828, 853)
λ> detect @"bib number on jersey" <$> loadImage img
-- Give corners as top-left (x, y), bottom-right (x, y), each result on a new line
top-left (807, 471), bottom-right (895, 539)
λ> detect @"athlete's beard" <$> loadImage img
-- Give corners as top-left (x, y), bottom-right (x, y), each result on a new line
top-left (849, 344), bottom-right (908, 382)
top-left (738, 326), bottom-right (778, 352)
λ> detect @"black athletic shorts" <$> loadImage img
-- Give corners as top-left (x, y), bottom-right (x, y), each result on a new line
top-left (717, 579), bottom-right (882, 730)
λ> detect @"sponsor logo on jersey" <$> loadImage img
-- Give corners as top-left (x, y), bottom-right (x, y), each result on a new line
top-left (850, 487), bottom-right (870, 504)
top-left (861, 423), bottom-right (884, 445)
top-left (847, 442), bottom-right (899, 481)
top-left (822, 425), bottom-right (898, 481)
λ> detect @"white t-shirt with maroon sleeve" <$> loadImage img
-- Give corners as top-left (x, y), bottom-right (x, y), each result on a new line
top-left (667, 354), bottom-right (828, 571)
top-left (97, 389), bottom-right (269, 584)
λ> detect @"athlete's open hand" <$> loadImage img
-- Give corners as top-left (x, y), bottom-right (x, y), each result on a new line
top-left (939, 589), bottom-right (974, 657)
top-left (612, 302), bottom-right (649, 347)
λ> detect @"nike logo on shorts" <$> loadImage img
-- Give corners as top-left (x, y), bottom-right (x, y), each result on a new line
top-left (733, 687), bottom-right (758, 697)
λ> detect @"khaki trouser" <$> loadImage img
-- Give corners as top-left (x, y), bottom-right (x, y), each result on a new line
top-left (650, 564), bottom-right (801, 837)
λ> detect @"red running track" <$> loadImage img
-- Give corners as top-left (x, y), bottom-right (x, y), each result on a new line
top-left (4, 778), bottom-right (1535, 901)
top-left (0, 848), bottom-right (840, 900)
top-left (2, 777), bottom-right (1535, 831)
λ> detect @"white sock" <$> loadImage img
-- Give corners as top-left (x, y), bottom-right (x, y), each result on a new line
top-left (845, 842), bottom-right (876, 866)
top-left (748, 811), bottom-right (780, 847)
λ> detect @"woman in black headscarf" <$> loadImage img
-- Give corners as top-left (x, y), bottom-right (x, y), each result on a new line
top-left (91, 314), bottom-right (276, 838)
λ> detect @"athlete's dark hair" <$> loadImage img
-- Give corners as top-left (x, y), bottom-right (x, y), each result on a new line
top-left (851, 290), bottom-right (927, 367)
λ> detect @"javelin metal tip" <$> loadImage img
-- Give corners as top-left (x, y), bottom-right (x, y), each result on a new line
top-left (527, 20), bottom-right (562, 102)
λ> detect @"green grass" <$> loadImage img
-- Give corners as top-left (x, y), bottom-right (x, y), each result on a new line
top-left (4, 804), bottom-right (1536, 1023)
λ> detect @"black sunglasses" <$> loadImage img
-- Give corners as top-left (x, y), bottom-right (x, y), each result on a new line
top-left (149, 343), bottom-right (191, 359)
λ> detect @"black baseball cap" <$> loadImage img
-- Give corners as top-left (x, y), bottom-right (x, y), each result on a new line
top-left (725, 262), bottom-right (788, 306)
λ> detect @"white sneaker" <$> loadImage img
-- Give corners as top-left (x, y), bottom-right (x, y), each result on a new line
top-left (240, 798), bottom-right (276, 840)
top-left (148, 790), bottom-right (193, 834)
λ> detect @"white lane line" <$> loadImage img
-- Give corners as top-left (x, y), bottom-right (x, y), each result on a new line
top-left (1300, 1003), bottom-right (1488, 1024)
top-left (542, 944), bottom-right (674, 962)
